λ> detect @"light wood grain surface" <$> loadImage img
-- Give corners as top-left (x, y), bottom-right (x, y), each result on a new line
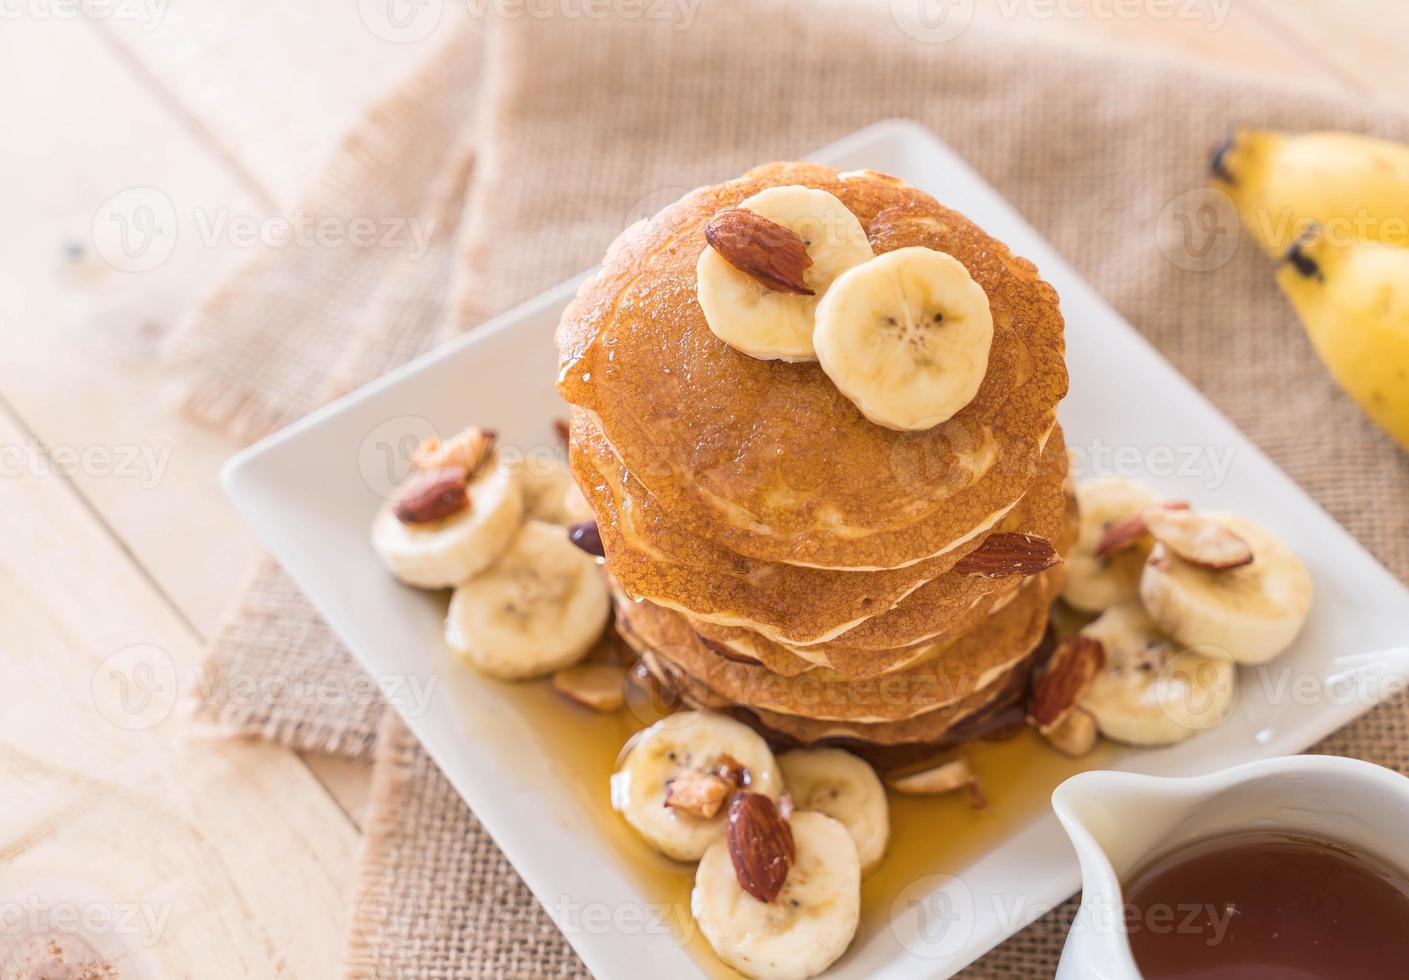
top-left (0, 3), bottom-right (1397, 974)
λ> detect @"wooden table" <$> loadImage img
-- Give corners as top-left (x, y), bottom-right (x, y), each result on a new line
top-left (2, 2), bottom-right (1402, 974)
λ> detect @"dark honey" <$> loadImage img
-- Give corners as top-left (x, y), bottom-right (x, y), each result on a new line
top-left (1122, 829), bottom-right (1409, 979)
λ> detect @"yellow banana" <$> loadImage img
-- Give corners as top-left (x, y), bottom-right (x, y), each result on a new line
top-left (1276, 233), bottom-right (1409, 450)
top-left (1212, 129), bottom-right (1409, 254)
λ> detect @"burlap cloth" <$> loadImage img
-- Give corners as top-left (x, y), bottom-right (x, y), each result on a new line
top-left (167, 3), bottom-right (1409, 976)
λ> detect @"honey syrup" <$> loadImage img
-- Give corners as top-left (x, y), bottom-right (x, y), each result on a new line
top-left (491, 675), bottom-right (1116, 977)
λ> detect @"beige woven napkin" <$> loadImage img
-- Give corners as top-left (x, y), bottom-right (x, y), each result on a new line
top-left (170, 2), bottom-right (1409, 976)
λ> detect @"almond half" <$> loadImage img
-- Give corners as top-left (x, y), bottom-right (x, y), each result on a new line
top-left (552, 663), bottom-right (626, 713)
top-left (954, 532), bottom-right (1061, 579)
top-left (665, 770), bottom-right (734, 819)
top-left (727, 792), bottom-right (795, 902)
top-left (887, 758), bottom-right (983, 809)
top-left (413, 426), bottom-right (497, 475)
top-left (705, 208), bottom-right (814, 296)
top-left (1143, 508), bottom-right (1253, 570)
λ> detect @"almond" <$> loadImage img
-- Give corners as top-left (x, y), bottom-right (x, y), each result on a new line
top-left (568, 520), bottom-right (605, 557)
top-left (886, 757), bottom-right (977, 797)
top-left (709, 753), bottom-right (753, 791)
top-left (393, 466), bottom-right (469, 524)
top-left (1143, 508), bottom-right (1253, 570)
top-left (705, 208), bottom-right (814, 295)
top-left (1027, 635), bottom-right (1105, 732)
top-left (665, 770), bottom-right (733, 819)
top-left (727, 793), bottom-right (795, 903)
top-left (953, 532), bottom-right (1061, 578)
top-left (412, 426), bottom-right (497, 475)
top-left (552, 664), bottom-right (626, 712)
top-left (1095, 501), bottom-right (1189, 559)
top-left (1042, 707), bottom-right (1099, 757)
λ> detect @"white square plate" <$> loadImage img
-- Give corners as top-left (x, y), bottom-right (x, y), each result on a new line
top-left (224, 119), bottom-right (1409, 978)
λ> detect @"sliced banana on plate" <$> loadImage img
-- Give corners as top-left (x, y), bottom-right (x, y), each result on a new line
top-left (371, 451), bottom-right (524, 589)
top-left (778, 748), bottom-right (889, 875)
top-left (1078, 601), bottom-right (1237, 746)
top-left (514, 453), bottom-right (590, 526)
top-left (611, 711), bottom-right (783, 861)
top-left (444, 519), bottom-right (608, 680)
top-left (814, 246), bottom-right (994, 431)
top-left (1140, 511), bottom-right (1313, 665)
top-left (1062, 477), bottom-right (1160, 613)
top-left (697, 186), bottom-right (873, 362)
top-left (693, 808), bottom-right (860, 980)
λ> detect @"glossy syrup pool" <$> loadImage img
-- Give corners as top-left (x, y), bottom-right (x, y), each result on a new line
top-left (493, 678), bottom-right (1116, 978)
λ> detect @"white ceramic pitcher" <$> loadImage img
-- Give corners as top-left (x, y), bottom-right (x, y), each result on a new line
top-left (1051, 755), bottom-right (1409, 980)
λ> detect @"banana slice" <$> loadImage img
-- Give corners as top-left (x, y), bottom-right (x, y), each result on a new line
top-left (612, 711), bottom-right (783, 861)
top-left (371, 453), bottom-right (524, 589)
top-left (444, 519), bottom-right (608, 679)
top-left (777, 748), bottom-right (889, 875)
top-left (696, 185), bottom-right (873, 362)
top-left (813, 246), bottom-right (994, 431)
top-left (1078, 601), bottom-right (1237, 746)
top-left (1061, 477), bottom-right (1160, 612)
top-left (1140, 512), bottom-right (1313, 665)
top-left (693, 810), bottom-right (860, 980)
top-left (515, 454), bottom-right (587, 526)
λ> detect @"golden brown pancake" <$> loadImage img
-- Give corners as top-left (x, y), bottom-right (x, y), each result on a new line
top-left (576, 413), bottom-right (1068, 646)
top-left (557, 162), bottom-right (1067, 569)
top-left (633, 641), bottom-right (1041, 751)
top-left (617, 568), bottom-right (1062, 724)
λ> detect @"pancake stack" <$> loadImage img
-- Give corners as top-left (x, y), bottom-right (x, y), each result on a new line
top-left (556, 163), bottom-right (1070, 759)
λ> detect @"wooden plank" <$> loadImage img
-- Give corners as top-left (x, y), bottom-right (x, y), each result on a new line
top-left (1240, 0), bottom-right (1409, 99)
top-left (0, 402), bottom-right (358, 977)
top-left (0, 17), bottom-right (269, 634)
top-left (969, 0), bottom-right (1332, 80)
top-left (89, 0), bottom-right (440, 206)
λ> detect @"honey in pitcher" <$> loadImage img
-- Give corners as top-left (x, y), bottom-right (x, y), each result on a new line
top-left (1122, 829), bottom-right (1409, 980)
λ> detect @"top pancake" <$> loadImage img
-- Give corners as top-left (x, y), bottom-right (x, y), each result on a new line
top-left (556, 162), bottom-right (1067, 570)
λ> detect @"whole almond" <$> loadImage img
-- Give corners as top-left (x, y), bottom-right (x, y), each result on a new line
top-left (1027, 635), bottom-right (1105, 732)
top-left (954, 532), bottom-right (1061, 578)
top-left (394, 466), bottom-right (469, 524)
top-left (727, 793), bottom-right (795, 903)
top-left (705, 208), bottom-right (814, 295)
